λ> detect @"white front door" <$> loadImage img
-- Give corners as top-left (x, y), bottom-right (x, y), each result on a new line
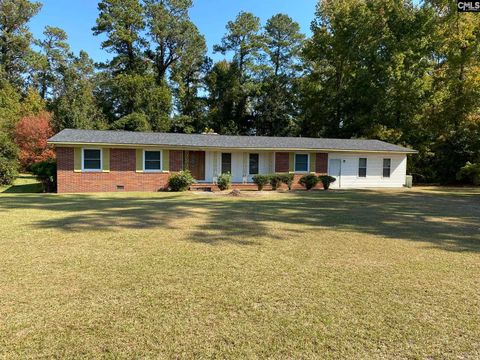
top-left (328, 159), bottom-right (342, 188)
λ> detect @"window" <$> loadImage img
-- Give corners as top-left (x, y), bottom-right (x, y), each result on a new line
top-left (383, 158), bottom-right (391, 178)
top-left (249, 153), bottom-right (259, 174)
top-left (83, 149), bottom-right (101, 171)
top-left (221, 153), bottom-right (231, 174)
top-left (358, 158), bottom-right (367, 177)
top-left (144, 150), bottom-right (162, 171)
top-left (295, 154), bottom-right (309, 172)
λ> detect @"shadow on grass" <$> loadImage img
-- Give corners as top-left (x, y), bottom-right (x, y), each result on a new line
top-left (0, 189), bottom-right (479, 252)
top-left (0, 174), bottom-right (42, 193)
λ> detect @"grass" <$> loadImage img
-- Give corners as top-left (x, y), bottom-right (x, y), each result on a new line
top-left (0, 188), bottom-right (479, 359)
top-left (0, 174), bottom-right (42, 193)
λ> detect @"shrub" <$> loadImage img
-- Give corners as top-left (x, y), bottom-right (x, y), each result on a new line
top-left (31, 160), bottom-right (57, 192)
top-left (168, 170), bottom-right (195, 191)
top-left (319, 175), bottom-right (336, 190)
top-left (269, 174), bottom-right (282, 190)
top-left (457, 162), bottom-right (480, 185)
top-left (0, 133), bottom-right (18, 185)
top-left (279, 173), bottom-right (294, 190)
top-left (299, 174), bottom-right (319, 190)
top-left (217, 173), bottom-right (232, 190)
top-left (252, 174), bottom-right (270, 190)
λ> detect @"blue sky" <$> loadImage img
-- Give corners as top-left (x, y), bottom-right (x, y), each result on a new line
top-left (29, 0), bottom-right (318, 63)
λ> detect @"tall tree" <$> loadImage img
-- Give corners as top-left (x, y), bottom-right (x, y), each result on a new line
top-left (302, 0), bottom-right (435, 140)
top-left (214, 11), bottom-right (262, 83)
top-left (92, 0), bottom-right (146, 74)
top-left (421, 0), bottom-right (480, 182)
top-left (0, 0), bottom-right (41, 89)
top-left (144, 0), bottom-right (205, 83)
top-left (92, 0), bottom-right (171, 131)
top-left (31, 26), bottom-right (71, 99)
top-left (53, 51), bottom-right (106, 130)
top-left (254, 14), bottom-right (304, 136)
top-left (213, 11), bottom-right (262, 133)
top-left (204, 60), bottom-right (241, 134)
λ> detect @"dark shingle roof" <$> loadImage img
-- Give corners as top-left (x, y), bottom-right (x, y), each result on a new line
top-left (48, 129), bottom-right (417, 153)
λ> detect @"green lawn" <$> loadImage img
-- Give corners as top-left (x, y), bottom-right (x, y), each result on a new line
top-left (1, 188), bottom-right (479, 359)
top-left (0, 174), bottom-right (42, 193)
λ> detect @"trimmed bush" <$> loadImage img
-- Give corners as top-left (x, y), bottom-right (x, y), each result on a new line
top-left (319, 175), bottom-right (336, 190)
top-left (299, 174), bottom-right (319, 190)
top-left (252, 174), bottom-right (270, 190)
top-left (279, 173), bottom-right (294, 190)
top-left (31, 160), bottom-right (57, 192)
top-left (0, 133), bottom-right (18, 185)
top-left (217, 173), bottom-right (232, 190)
top-left (269, 174), bottom-right (282, 190)
top-left (457, 162), bottom-right (480, 185)
top-left (168, 170), bottom-right (195, 191)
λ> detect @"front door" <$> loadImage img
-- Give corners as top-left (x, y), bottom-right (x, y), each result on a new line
top-left (328, 159), bottom-right (342, 188)
top-left (187, 151), bottom-right (205, 181)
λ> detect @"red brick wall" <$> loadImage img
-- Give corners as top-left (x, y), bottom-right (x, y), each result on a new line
top-left (275, 152), bottom-right (289, 172)
top-left (316, 153), bottom-right (328, 174)
top-left (169, 150), bottom-right (183, 171)
top-left (56, 147), bottom-right (170, 193)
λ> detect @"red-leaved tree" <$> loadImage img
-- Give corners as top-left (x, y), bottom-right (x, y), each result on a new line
top-left (14, 111), bottom-right (55, 170)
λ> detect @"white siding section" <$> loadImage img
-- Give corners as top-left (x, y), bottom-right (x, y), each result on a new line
top-left (328, 152), bottom-right (407, 188)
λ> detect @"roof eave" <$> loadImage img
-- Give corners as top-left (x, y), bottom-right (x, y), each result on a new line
top-left (47, 140), bottom-right (417, 154)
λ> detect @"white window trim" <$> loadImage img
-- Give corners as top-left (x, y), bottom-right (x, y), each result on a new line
top-left (294, 153), bottom-right (310, 173)
top-left (143, 149), bottom-right (163, 172)
top-left (358, 157), bottom-right (368, 178)
top-left (82, 148), bottom-right (102, 172)
top-left (248, 153), bottom-right (260, 175)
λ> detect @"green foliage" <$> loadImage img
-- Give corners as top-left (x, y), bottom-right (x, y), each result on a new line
top-left (269, 174), bottom-right (282, 190)
top-left (0, 80), bottom-right (22, 133)
top-left (217, 173), bottom-right (232, 191)
top-left (31, 26), bottom-right (70, 99)
top-left (299, 174), bottom-right (318, 190)
top-left (30, 159), bottom-right (57, 192)
top-left (319, 175), bottom-right (336, 190)
top-left (278, 173), bottom-right (294, 190)
top-left (53, 51), bottom-right (106, 130)
top-left (252, 174), bottom-right (269, 191)
top-left (92, 0), bottom-right (146, 73)
top-left (168, 170), bottom-right (195, 191)
top-left (112, 112), bottom-right (151, 132)
top-left (456, 162), bottom-right (480, 186)
top-left (0, 0), bottom-right (42, 88)
top-left (0, 133), bottom-right (18, 185)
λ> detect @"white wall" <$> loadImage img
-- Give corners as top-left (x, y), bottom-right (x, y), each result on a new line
top-left (206, 151), bottom-right (273, 183)
top-left (328, 152), bottom-right (407, 188)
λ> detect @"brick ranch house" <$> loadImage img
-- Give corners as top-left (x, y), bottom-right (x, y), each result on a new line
top-left (48, 129), bottom-right (417, 193)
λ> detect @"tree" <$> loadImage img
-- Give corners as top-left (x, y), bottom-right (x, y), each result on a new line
top-left (263, 14), bottom-right (304, 77)
top-left (0, 76), bottom-right (22, 134)
top-left (144, 0), bottom-right (205, 83)
top-left (112, 112), bottom-right (151, 131)
top-left (420, 0), bottom-right (480, 183)
top-left (31, 26), bottom-right (71, 99)
top-left (253, 14), bottom-right (304, 136)
top-left (213, 12), bottom-right (263, 134)
top-left (93, 0), bottom-right (172, 131)
top-left (0, 132), bottom-right (18, 185)
top-left (92, 0), bottom-right (146, 74)
top-left (14, 111), bottom-right (55, 169)
top-left (301, 0), bottom-right (435, 140)
top-left (204, 60), bottom-right (241, 134)
top-left (0, 0), bottom-right (42, 89)
top-left (53, 51), bottom-right (106, 130)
